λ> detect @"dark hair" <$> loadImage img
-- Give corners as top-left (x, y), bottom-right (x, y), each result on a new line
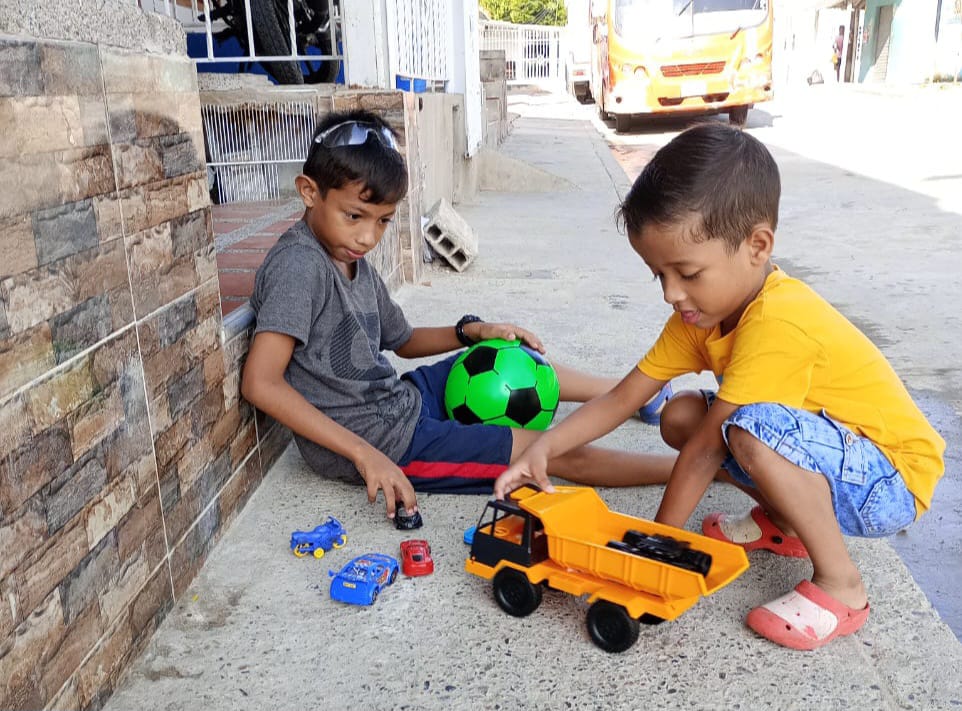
top-left (302, 109), bottom-right (408, 204)
top-left (617, 122), bottom-right (780, 253)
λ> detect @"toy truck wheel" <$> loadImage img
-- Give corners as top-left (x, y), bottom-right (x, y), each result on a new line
top-left (492, 568), bottom-right (543, 617)
top-left (332, 535), bottom-right (347, 549)
top-left (292, 545), bottom-right (309, 558)
top-left (586, 600), bottom-right (640, 653)
top-left (313, 547), bottom-right (325, 559)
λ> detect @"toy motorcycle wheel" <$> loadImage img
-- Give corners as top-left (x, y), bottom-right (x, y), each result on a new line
top-left (586, 600), bottom-right (640, 653)
top-left (332, 535), bottom-right (347, 549)
top-left (313, 547), bottom-right (325, 559)
top-left (492, 568), bottom-right (543, 617)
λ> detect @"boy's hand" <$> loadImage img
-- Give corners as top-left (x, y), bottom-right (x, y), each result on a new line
top-left (468, 321), bottom-right (545, 354)
top-left (493, 449), bottom-right (553, 500)
top-left (354, 447), bottom-right (418, 520)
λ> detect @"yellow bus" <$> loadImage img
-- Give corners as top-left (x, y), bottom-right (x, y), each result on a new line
top-left (589, 0), bottom-right (774, 130)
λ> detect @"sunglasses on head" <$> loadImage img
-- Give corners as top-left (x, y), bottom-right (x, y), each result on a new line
top-left (314, 120), bottom-right (400, 152)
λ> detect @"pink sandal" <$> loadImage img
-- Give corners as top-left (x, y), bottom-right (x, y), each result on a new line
top-left (746, 580), bottom-right (870, 650)
top-left (702, 505), bottom-right (809, 558)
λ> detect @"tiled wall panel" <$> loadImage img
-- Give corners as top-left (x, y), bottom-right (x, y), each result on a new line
top-left (0, 36), bottom-right (285, 711)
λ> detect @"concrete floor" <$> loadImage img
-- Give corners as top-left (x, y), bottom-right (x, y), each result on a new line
top-left (103, 85), bottom-right (962, 710)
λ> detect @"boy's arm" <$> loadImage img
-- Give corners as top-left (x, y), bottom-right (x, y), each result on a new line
top-left (654, 398), bottom-right (739, 528)
top-left (241, 331), bottom-right (418, 519)
top-left (393, 320), bottom-right (547, 359)
top-left (493, 368), bottom-right (664, 498)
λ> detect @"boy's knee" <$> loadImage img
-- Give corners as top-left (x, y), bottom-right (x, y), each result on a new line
top-left (660, 391), bottom-right (708, 450)
top-left (726, 424), bottom-right (764, 467)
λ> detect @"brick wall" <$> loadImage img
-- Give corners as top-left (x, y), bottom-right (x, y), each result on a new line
top-left (0, 37), bottom-right (287, 710)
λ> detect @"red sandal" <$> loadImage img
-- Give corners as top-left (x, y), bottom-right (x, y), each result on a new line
top-left (702, 505), bottom-right (809, 558)
top-left (746, 580), bottom-right (870, 650)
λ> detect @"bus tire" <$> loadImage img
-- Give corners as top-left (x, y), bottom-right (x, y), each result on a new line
top-left (492, 568), bottom-right (543, 617)
top-left (728, 106), bottom-right (749, 127)
top-left (586, 600), bottom-right (640, 653)
top-left (615, 113), bottom-right (631, 133)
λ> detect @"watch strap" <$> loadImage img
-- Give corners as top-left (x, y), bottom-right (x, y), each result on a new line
top-left (455, 314), bottom-right (483, 347)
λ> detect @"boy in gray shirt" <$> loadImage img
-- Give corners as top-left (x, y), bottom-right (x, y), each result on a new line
top-left (244, 109), bottom-right (674, 520)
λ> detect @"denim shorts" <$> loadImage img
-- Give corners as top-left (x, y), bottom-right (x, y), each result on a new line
top-left (704, 395), bottom-right (916, 537)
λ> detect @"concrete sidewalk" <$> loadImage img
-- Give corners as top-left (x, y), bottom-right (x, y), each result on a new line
top-left (103, 102), bottom-right (962, 710)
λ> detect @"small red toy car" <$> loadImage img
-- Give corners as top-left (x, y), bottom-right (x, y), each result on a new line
top-left (400, 539), bottom-right (434, 576)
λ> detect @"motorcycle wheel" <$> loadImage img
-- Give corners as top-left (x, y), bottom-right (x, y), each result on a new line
top-left (249, 0), bottom-right (304, 84)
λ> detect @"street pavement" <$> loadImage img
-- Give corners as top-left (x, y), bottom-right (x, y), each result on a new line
top-left (103, 84), bottom-right (962, 710)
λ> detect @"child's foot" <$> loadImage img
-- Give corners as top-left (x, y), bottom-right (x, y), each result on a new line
top-left (746, 580), bottom-right (870, 650)
top-left (636, 381), bottom-right (673, 425)
top-left (702, 505), bottom-right (809, 558)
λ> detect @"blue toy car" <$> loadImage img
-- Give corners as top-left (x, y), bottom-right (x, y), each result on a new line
top-left (290, 517), bottom-right (347, 559)
top-left (329, 553), bottom-right (399, 606)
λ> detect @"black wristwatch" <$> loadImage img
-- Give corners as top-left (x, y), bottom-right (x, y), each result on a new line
top-left (455, 314), bottom-right (483, 347)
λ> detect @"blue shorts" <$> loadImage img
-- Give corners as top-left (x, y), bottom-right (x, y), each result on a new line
top-left (398, 353), bottom-right (513, 494)
top-left (706, 396), bottom-right (916, 538)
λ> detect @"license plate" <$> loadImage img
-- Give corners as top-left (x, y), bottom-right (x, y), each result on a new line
top-left (343, 582), bottom-right (356, 588)
top-left (680, 80), bottom-right (707, 97)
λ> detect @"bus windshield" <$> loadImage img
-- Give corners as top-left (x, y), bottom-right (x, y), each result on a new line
top-left (613, 0), bottom-right (768, 41)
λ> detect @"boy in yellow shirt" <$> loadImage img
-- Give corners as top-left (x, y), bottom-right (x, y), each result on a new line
top-left (495, 123), bottom-right (945, 650)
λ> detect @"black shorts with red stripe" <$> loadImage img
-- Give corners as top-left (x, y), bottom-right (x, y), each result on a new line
top-left (398, 353), bottom-right (513, 494)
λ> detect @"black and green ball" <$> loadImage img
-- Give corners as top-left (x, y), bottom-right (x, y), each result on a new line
top-left (444, 338), bottom-right (560, 430)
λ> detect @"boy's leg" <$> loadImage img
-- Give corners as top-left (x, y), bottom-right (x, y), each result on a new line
top-left (718, 404), bottom-right (916, 649)
top-left (553, 362), bottom-right (673, 424)
top-left (663, 391), bottom-right (804, 550)
top-left (510, 427), bottom-right (675, 487)
top-left (552, 362), bottom-right (619, 401)
top-left (400, 354), bottom-right (674, 490)
top-left (726, 425), bottom-right (864, 606)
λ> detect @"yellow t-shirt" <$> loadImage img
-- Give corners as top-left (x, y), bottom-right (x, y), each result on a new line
top-left (638, 268), bottom-right (945, 513)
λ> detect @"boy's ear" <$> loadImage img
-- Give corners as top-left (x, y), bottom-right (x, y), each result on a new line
top-left (295, 175), bottom-right (319, 207)
top-left (746, 223), bottom-right (775, 264)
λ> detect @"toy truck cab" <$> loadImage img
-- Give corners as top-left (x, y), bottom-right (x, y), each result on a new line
top-left (470, 495), bottom-right (548, 570)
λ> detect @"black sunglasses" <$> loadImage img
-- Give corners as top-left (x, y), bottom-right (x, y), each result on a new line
top-left (314, 120), bottom-right (400, 152)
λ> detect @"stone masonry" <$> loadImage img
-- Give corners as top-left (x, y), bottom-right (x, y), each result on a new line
top-left (0, 33), bottom-right (286, 710)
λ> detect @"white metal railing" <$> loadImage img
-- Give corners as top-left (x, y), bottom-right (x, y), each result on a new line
top-left (387, 0), bottom-right (450, 87)
top-left (142, 0), bottom-right (342, 69)
top-left (480, 20), bottom-right (563, 84)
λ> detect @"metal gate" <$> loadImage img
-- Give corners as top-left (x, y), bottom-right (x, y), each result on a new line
top-left (202, 100), bottom-right (317, 204)
top-left (480, 20), bottom-right (563, 85)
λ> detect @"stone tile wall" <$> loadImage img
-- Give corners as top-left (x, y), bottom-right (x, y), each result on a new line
top-left (0, 37), bottom-right (287, 710)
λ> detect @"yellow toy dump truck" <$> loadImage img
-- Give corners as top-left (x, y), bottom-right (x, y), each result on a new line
top-left (464, 485), bottom-right (749, 652)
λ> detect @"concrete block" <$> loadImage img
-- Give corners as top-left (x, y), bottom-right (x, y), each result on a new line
top-left (422, 198), bottom-right (477, 272)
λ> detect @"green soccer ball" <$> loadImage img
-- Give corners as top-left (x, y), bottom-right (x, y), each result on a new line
top-left (444, 338), bottom-right (561, 430)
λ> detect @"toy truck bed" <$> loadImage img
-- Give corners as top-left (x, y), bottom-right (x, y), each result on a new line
top-left (517, 486), bottom-right (746, 599)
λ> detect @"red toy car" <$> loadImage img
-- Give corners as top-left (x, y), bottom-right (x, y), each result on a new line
top-left (400, 539), bottom-right (434, 576)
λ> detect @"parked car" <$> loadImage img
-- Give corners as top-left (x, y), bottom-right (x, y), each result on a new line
top-left (400, 539), bottom-right (434, 577)
top-left (290, 516), bottom-right (347, 559)
top-left (329, 553), bottom-right (399, 606)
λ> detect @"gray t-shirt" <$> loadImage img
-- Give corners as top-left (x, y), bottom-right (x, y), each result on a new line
top-left (250, 220), bottom-right (421, 482)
